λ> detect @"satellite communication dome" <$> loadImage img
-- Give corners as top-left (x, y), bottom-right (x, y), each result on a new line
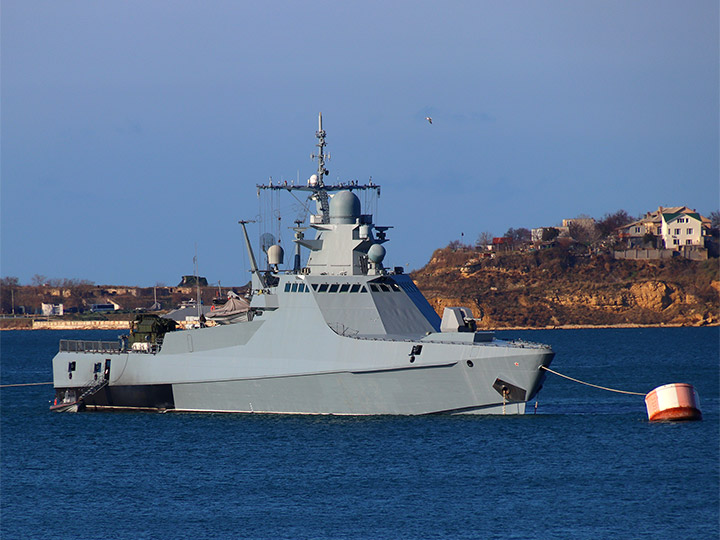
top-left (367, 243), bottom-right (386, 264)
top-left (308, 174), bottom-right (319, 187)
top-left (267, 244), bottom-right (284, 266)
top-left (329, 190), bottom-right (361, 224)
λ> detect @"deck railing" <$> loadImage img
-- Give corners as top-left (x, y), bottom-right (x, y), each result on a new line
top-left (59, 340), bottom-right (122, 353)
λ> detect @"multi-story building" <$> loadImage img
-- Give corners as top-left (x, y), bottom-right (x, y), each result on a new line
top-left (620, 206), bottom-right (710, 250)
top-left (660, 210), bottom-right (704, 249)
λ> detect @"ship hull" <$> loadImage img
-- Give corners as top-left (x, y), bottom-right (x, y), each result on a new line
top-left (53, 368), bottom-right (538, 415)
top-left (52, 332), bottom-right (552, 415)
top-left (52, 301), bottom-right (553, 415)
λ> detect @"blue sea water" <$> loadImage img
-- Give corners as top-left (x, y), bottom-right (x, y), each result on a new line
top-left (1, 327), bottom-right (718, 540)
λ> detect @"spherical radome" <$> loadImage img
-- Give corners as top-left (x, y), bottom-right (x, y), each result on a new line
top-left (329, 190), bottom-right (361, 224)
top-left (368, 243), bottom-right (386, 263)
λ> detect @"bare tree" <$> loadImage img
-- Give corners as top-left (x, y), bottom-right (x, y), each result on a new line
top-left (31, 274), bottom-right (48, 286)
top-left (1, 277), bottom-right (20, 288)
top-left (475, 231), bottom-right (493, 250)
top-left (597, 210), bottom-right (633, 238)
top-left (541, 228), bottom-right (560, 242)
top-left (505, 227), bottom-right (531, 242)
top-left (568, 221), bottom-right (601, 245)
top-left (710, 210), bottom-right (720, 230)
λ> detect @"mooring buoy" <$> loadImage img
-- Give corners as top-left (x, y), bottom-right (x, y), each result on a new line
top-left (540, 367), bottom-right (702, 422)
top-left (645, 383), bottom-right (702, 422)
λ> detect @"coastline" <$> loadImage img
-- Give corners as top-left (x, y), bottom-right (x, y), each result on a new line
top-left (0, 320), bottom-right (131, 331)
top-left (1, 320), bottom-right (716, 331)
top-left (492, 322), bottom-right (719, 330)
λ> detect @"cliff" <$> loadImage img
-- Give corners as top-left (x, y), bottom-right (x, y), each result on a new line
top-left (411, 247), bottom-right (719, 328)
top-left (2, 249), bottom-right (718, 330)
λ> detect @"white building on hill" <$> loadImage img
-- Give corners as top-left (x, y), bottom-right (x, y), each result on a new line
top-left (620, 206), bottom-right (710, 250)
top-left (660, 209), bottom-right (705, 249)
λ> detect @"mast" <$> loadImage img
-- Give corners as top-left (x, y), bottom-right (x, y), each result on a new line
top-left (292, 219), bottom-right (306, 273)
top-left (313, 112), bottom-right (329, 185)
top-left (255, 113), bottom-right (379, 223)
top-left (311, 112), bottom-right (330, 221)
top-left (250, 114), bottom-right (383, 277)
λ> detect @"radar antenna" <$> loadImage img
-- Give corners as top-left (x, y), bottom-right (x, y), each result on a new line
top-left (310, 112), bottom-right (331, 220)
top-left (255, 114), bottom-right (380, 226)
top-left (311, 112), bottom-right (330, 186)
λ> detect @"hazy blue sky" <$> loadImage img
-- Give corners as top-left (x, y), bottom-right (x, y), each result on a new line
top-left (2, 1), bottom-right (718, 286)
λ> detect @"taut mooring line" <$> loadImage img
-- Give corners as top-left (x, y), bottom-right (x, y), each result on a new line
top-left (540, 366), bottom-right (645, 396)
top-left (0, 382), bottom-right (53, 388)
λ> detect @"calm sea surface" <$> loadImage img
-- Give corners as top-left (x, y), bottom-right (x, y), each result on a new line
top-left (1, 327), bottom-right (718, 539)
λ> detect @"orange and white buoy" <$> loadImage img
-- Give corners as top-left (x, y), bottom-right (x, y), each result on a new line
top-left (645, 383), bottom-right (702, 422)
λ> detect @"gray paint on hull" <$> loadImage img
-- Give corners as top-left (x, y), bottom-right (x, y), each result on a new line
top-left (53, 336), bottom-right (551, 415)
top-left (170, 360), bottom-right (536, 415)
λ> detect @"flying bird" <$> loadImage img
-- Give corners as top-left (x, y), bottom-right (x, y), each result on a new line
top-left (425, 117), bottom-right (433, 124)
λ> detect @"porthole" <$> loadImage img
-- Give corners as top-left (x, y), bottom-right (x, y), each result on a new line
top-left (466, 360), bottom-right (474, 368)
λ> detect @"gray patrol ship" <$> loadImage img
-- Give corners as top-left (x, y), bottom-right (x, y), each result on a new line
top-left (50, 114), bottom-right (554, 414)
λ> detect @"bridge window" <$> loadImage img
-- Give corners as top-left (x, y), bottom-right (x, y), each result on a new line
top-left (329, 284), bottom-right (340, 293)
top-left (318, 284), bottom-right (329, 292)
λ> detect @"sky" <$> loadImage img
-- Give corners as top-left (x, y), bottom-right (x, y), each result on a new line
top-left (2, 0), bottom-right (718, 287)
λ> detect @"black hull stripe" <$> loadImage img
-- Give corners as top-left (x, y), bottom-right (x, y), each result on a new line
top-left (56, 384), bottom-right (175, 410)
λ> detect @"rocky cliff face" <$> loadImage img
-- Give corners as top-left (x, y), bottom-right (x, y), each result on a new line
top-left (411, 247), bottom-right (719, 328)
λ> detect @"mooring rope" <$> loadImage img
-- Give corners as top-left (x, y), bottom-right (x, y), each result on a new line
top-left (540, 366), bottom-right (645, 396)
top-left (0, 382), bottom-right (53, 388)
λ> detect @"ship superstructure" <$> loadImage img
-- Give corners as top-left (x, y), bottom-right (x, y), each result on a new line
top-left (50, 114), bottom-right (554, 414)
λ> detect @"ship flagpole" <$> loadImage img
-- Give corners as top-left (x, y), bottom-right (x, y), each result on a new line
top-left (194, 245), bottom-right (202, 323)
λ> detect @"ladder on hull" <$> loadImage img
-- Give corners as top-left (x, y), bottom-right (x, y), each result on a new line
top-left (51, 378), bottom-right (109, 412)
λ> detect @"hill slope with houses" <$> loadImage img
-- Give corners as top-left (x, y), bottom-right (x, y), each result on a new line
top-left (480, 206), bottom-right (717, 260)
top-left (412, 246), bottom-right (718, 329)
top-left (414, 206), bottom-right (719, 329)
top-left (2, 206), bottom-right (718, 329)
